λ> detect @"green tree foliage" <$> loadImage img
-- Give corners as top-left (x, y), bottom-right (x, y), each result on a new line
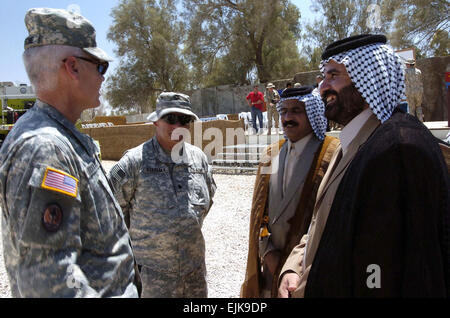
top-left (106, 0), bottom-right (188, 114)
top-left (302, 0), bottom-right (449, 66)
top-left (105, 0), bottom-right (448, 114)
top-left (387, 0), bottom-right (449, 56)
top-left (299, 0), bottom-right (395, 71)
top-left (183, 0), bottom-right (303, 85)
top-left (429, 30), bottom-right (449, 57)
top-left (300, 1), bottom-right (355, 70)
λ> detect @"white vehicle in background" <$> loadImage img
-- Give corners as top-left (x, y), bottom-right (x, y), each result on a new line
top-left (0, 82), bottom-right (36, 146)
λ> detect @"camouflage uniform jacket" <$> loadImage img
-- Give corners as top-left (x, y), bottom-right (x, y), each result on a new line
top-left (0, 100), bottom-right (138, 298)
top-left (265, 89), bottom-right (280, 104)
top-left (404, 67), bottom-right (423, 96)
top-left (109, 137), bottom-right (216, 276)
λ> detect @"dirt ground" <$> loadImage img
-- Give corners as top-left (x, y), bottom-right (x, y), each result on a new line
top-left (0, 161), bottom-right (255, 298)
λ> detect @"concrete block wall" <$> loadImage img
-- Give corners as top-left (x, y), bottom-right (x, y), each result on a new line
top-left (81, 119), bottom-right (245, 161)
top-left (185, 56), bottom-right (449, 122)
top-left (189, 84), bottom-right (262, 117)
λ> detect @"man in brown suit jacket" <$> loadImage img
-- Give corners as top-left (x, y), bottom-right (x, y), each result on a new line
top-left (241, 86), bottom-right (339, 297)
top-left (279, 34), bottom-right (449, 297)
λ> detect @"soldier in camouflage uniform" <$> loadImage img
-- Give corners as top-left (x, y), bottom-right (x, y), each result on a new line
top-left (0, 8), bottom-right (138, 297)
top-left (404, 59), bottom-right (424, 122)
top-left (265, 83), bottom-right (281, 135)
top-left (109, 92), bottom-right (216, 298)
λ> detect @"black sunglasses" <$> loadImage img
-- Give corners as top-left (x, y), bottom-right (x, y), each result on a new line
top-left (63, 56), bottom-right (109, 75)
top-left (162, 113), bottom-right (194, 126)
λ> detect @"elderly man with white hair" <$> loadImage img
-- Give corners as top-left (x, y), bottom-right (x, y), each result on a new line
top-left (0, 8), bottom-right (138, 297)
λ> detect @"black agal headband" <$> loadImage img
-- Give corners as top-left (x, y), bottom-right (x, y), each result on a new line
top-left (321, 34), bottom-right (387, 60)
top-left (320, 34), bottom-right (405, 123)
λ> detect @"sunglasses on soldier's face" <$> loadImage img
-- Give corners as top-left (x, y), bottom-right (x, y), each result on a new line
top-left (62, 56), bottom-right (109, 75)
top-left (162, 113), bottom-right (194, 126)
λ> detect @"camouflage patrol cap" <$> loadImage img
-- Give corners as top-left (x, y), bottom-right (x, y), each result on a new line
top-left (24, 8), bottom-right (112, 62)
top-left (147, 92), bottom-right (199, 122)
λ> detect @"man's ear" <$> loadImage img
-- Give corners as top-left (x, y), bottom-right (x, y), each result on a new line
top-left (62, 57), bottom-right (79, 80)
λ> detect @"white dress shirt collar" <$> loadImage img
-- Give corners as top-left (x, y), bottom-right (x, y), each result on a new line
top-left (287, 133), bottom-right (313, 156)
top-left (339, 108), bottom-right (373, 155)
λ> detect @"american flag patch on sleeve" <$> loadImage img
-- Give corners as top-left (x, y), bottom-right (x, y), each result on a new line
top-left (41, 167), bottom-right (79, 198)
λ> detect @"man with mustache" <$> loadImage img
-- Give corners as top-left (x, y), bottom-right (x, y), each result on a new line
top-left (279, 34), bottom-right (449, 297)
top-left (241, 86), bottom-right (339, 297)
top-left (109, 92), bottom-right (216, 297)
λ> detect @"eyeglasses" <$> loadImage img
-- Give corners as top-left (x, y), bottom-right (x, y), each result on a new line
top-left (62, 56), bottom-right (109, 75)
top-left (162, 113), bottom-right (194, 126)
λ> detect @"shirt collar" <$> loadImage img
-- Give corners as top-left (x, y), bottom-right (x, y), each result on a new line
top-left (34, 99), bottom-right (98, 156)
top-left (339, 108), bottom-right (373, 155)
top-left (287, 132), bottom-right (313, 157)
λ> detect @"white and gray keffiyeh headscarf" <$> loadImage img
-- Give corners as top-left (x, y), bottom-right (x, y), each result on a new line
top-left (320, 42), bottom-right (406, 123)
top-left (279, 90), bottom-right (328, 141)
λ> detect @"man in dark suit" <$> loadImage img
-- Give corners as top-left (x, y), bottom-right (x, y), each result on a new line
top-left (279, 34), bottom-right (449, 297)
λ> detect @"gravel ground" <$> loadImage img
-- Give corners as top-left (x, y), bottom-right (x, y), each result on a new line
top-left (203, 173), bottom-right (255, 298)
top-left (0, 231), bottom-right (9, 298)
top-left (0, 160), bottom-right (255, 298)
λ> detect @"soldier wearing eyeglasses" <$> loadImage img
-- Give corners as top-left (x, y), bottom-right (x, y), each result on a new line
top-left (0, 8), bottom-right (138, 297)
top-left (109, 92), bottom-right (216, 298)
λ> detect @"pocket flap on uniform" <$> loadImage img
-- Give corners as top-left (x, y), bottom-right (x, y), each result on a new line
top-left (84, 160), bottom-right (100, 178)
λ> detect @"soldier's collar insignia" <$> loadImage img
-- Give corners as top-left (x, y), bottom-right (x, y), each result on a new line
top-left (41, 167), bottom-right (78, 198)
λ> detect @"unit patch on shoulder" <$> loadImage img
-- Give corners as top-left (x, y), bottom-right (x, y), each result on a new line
top-left (42, 203), bottom-right (63, 232)
top-left (41, 167), bottom-right (78, 198)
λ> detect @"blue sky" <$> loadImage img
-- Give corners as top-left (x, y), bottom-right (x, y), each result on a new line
top-left (0, 0), bottom-right (316, 85)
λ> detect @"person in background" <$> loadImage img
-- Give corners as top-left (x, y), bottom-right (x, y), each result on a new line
top-left (404, 58), bottom-right (424, 122)
top-left (246, 85), bottom-right (265, 134)
top-left (265, 83), bottom-right (281, 135)
top-left (314, 75), bottom-right (323, 88)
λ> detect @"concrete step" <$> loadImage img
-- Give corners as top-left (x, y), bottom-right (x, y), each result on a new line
top-left (246, 134), bottom-right (283, 145)
top-left (212, 159), bottom-right (260, 165)
top-left (211, 165), bottom-right (258, 174)
top-left (215, 152), bottom-right (260, 159)
top-left (211, 165), bottom-right (258, 170)
top-left (223, 144), bottom-right (268, 150)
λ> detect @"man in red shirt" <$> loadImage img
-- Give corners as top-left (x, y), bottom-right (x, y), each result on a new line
top-left (246, 85), bottom-right (265, 134)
